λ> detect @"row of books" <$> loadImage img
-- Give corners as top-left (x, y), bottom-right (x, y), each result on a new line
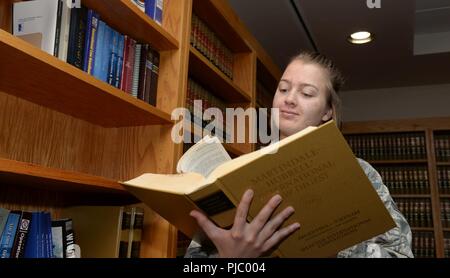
top-left (13, 1), bottom-right (159, 106)
top-left (191, 13), bottom-right (234, 79)
top-left (393, 198), bottom-right (433, 228)
top-left (438, 166), bottom-right (450, 194)
top-left (0, 208), bottom-right (76, 258)
top-left (412, 231), bottom-right (435, 258)
top-left (435, 133), bottom-right (450, 162)
top-left (131, 0), bottom-right (164, 26)
top-left (256, 80), bottom-right (274, 110)
top-left (376, 166), bottom-right (430, 195)
top-left (440, 199), bottom-right (450, 228)
top-left (0, 205), bottom-right (144, 258)
top-left (445, 237), bottom-right (450, 258)
top-left (186, 78), bottom-right (232, 142)
top-left (345, 133), bottom-right (427, 161)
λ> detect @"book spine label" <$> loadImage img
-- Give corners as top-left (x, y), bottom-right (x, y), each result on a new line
top-left (11, 211), bottom-right (32, 258)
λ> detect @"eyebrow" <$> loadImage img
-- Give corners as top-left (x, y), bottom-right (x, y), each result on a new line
top-left (279, 79), bottom-right (319, 91)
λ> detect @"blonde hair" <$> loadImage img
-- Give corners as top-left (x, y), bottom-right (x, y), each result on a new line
top-left (289, 52), bottom-right (345, 128)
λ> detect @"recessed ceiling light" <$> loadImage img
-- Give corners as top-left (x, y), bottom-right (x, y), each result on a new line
top-left (348, 31), bottom-right (373, 44)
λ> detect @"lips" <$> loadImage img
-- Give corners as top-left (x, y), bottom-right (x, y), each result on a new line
top-left (280, 109), bottom-right (299, 116)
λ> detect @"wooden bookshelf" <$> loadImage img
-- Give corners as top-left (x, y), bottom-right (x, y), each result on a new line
top-left (189, 46), bottom-right (250, 102)
top-left (0, 29), bottom-right (173, 127)
top-left (0, 0), bottom-right (282, 258)
top-left (342, 117), bottom-right (450, 258)
top-left (82, 0), bottom-right (178, 51)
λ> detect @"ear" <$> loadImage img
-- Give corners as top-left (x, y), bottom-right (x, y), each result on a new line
top-left (321, 108), bottom-right (333, 122)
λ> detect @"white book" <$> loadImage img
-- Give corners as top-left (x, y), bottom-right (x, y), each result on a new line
top-left (13, 0), bottom-right (60, 56)
top-left (130, 0), bottom-right (145, 12)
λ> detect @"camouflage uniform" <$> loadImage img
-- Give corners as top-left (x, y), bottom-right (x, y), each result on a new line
top-left (185, 158), bottom-right (414, 258)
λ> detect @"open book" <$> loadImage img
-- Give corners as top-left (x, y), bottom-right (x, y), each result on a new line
top-left (120, 121), bottom-right (396, 257)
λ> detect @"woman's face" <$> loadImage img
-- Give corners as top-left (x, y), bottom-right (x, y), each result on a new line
top-left (272, 60), bottom-right (332, 139)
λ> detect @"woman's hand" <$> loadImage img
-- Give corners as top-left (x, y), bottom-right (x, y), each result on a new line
top-left (190, 189), bottom-right (300, 258)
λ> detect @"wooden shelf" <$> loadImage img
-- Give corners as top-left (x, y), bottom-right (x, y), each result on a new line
top-left (440, 195), bottom-right (450, 198)
top-left (411, 227), bottom-right (435, 232)
top-left (0, 158), bottom-right (134, 198)
top-left (366, 159), bottom-right (428, 165)
top-left (443, 228), bottom-right (450, 232)
top-left (192, 0), bottom-right (251, 53)
top-left (189, 46), bottom-right (251, 103)
top-left (391, 194), bottom-right (431, 198)
top-left (437, 162), bottom-right (450, 166)
top-left (82, 0), bottom-right (178, 51)
top-left (0, 30), bottom-right (173, 127)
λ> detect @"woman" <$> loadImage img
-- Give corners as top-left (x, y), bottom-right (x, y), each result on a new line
top-left (185, 52), bottom-right (413, 258)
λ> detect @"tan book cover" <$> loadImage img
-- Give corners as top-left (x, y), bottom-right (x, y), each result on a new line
top-left (60, 206), bottom-right (124, 258)
top-left (121, 121), bottom-right (396, 257)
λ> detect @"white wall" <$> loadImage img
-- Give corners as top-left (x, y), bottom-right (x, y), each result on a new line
top-left (341, 83), bottom-right (450, 122)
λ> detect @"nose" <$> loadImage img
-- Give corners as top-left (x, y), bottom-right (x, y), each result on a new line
top-left (284, 91), bottom-right (297, 106)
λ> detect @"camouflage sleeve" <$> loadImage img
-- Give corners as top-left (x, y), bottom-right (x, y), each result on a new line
top-left (337, 159), bottom-right (414, 258)
top-left (184, 233), bottom-right (219, 258)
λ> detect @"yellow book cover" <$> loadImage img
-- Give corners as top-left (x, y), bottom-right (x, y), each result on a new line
top-left (120, 121), bottom-right (396, 257)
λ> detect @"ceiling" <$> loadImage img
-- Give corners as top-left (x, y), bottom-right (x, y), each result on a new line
top-left (228, 0), bottom-right (450, 90)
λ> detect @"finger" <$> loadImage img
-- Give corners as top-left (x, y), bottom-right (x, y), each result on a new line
top-left (232, 189), bottom-right (254, 230)
top-left (190, 210), bottom-right (221, 240)
top-left (261, 222), bottom-right (301, 253)
top-left (257, 206), bottom-right (295, 243)
top-left (250, 194), bottom-right (282, 232)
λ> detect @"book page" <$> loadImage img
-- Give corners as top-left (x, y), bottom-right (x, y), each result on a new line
top-left (177, 135), bottom-right (231, 177)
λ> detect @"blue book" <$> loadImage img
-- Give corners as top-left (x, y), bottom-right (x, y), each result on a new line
top-left (115, 34), bottom-right (125, 88)
top-left (145, 0), bottom-right (163, 25)
top-left (83, 11), bottom-right (99, 74)
top-left (0, 211), bottom-right (21, 258)
top-left (0, 208), bottom-right (10, 238)
top-left (108, 30), bottom-right (119, 85)
top-left (92, 20), bottom-right (106, 80)
top-left (44, 212), bottom-right (53, 258)
top-left (101, 25), bottom-right (113, 82)
top-left (24, 212), bottom-right (40, 258)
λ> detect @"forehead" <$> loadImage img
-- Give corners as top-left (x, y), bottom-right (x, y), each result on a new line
top-left (281, 60), bottom-right (329, 90)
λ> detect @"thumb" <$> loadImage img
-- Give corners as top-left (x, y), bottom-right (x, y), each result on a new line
top-left (190, 210), bottom-right (220, 240)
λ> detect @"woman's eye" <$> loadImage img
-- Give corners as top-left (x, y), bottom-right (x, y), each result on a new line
top-left (279, 88), bottom-right (288, 93)
top-left (302, 92), bottom-right (312, 97)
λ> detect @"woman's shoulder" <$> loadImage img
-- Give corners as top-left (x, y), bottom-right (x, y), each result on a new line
top-left (355, 158), bottom-right (385, 192)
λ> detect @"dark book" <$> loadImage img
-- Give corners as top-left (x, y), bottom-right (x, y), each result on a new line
top-left (67, 6), bottom-right (87, 69)
top-left (148, 48), bottom-right (159, 106)
top-left (11, 211), bottom-right (32, 258)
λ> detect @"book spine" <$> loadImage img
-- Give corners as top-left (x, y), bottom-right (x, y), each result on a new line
top-left (119, 207), bottom-right (132, 258)
top-left (53, 0), bottom-right (63, 57)
top-left (154, 0), bottom-right (163, 25)
top-left (23, 212), bottom-right (40, 258)
top-left (130, 207), bottom-right (144, 258)
top-left (65, 219), bottom-right (76, 258)
top-left (82, 9), bottom-right (93, 72)
top-left (108, 30), bottom-right (119, 85)
top-left (137, 44), bottom-right (148, 101)
top-left (66, 6), bottom-right (79, 65)
top-left (92, 20), bottom-right (106, 81)
top-left (0, 208), bottom-right (10, 237)
top-left (131, 44), bottom-right (142, 98)
top-left (145, 0), bottom-right (156, 20)
top-left (115, 34), bottom-right (125, 88)
top-left (11, 211), bottom-right (32, 258)
top-left (143, 47), bottom-right (154, 104)
top-left (149, 48), bottom-right (159, 106)
top-left (0, 210), bottom-right (21, 258)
